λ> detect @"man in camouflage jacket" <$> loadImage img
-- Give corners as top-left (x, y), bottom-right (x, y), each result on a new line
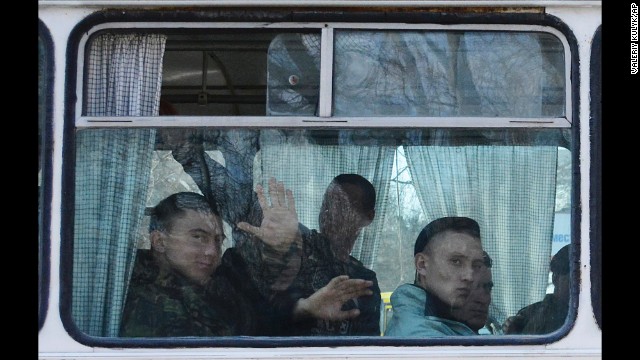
top-left (271, 174), bottom-right (382, 336)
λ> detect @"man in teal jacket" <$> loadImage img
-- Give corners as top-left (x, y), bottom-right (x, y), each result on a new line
top-left (385, 216), bottom-right (489, 337)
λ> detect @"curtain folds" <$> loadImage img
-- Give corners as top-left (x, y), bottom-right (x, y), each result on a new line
top-left (405, 145), bottom-right (558, 324)
top-left (73, 33), bottom-right (166, 336)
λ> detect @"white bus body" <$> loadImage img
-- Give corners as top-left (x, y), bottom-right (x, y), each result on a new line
top-left (38, 1), bottom-right (602, 359)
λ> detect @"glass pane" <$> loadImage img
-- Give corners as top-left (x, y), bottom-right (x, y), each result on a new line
top-left (333, 30), bottom-right (565, 118)
top-left (71, 126), bottom-right (573, 339)
top-left (159, 31), bottom-right (321, 116)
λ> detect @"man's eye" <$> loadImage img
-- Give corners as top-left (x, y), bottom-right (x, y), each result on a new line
top-left (191, 234), bottom-right (209, 244)
top-left (450, 258), bottom-right (462, 265)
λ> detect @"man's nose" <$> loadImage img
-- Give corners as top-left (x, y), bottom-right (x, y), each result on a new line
top-left (461, 265), bottom-right (474, 282)
top-left (202, 242), bottom-right (218, 256)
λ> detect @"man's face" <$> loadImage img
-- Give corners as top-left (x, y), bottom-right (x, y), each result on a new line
top-left (417, 230), bottom-right (485, 309)
top-left (158, 209), bottom-right (225, 286)
top-left (451, 265), bottom-right (493, 331)
top-left (319, 182), bottom-right (372, 260)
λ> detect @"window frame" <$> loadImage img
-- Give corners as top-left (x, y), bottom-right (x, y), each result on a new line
top-left (38, 18), bottom-right (54, 332)
top-left (589, 24), bottom-right (601, 329)
top-left (61, 8), bottom-right (582, 348)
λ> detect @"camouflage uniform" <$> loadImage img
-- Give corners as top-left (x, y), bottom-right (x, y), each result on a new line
top-left (512, 294), bottom-right (568, 334)
top-left (271, 229), bottom-right (381, 336)
top-left (169, 130), bottom-right (302, 300)
top-left (120, 248), bottom-right (280, 337)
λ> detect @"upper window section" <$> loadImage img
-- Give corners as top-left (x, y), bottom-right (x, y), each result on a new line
top-left (80, 27), bottom-right (567, 121)
top-left (82, 30), bottom-right (322, 117)
top-left (162, 32), bottom-right (321, 116)
top-left (332, 30), bottom-right (565, 118)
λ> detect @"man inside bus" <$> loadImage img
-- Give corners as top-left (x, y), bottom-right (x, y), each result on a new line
top-left (270, 174), bottom-right (382, 336)
top-left (502, 244), bottom-right (570, 335)
top-left (120, 184), bottom-right (374, 337)
top-left (384, 216), bottom-right (487, 336)
top-left (157, 118), bottom-right (382, 333)
top-left (157, 106), bottom-right (293, 301)
top-left (451, 251), bottom-right (495, 334)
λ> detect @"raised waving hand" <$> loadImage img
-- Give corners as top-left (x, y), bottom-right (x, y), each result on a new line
top-left (237, 177), bottom-right (301, 253)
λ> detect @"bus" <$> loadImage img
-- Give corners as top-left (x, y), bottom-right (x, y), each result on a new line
top-left (38, 1), bottom-right (602, 359)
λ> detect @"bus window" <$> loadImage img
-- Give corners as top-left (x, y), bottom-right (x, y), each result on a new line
top-left (63, 17), bottom-right (578, 347)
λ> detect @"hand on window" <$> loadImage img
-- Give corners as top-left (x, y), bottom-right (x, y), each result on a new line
top-left (292, 275), bottom-right (374, 322)
top-left (237, 177), bottom-right (301, 253)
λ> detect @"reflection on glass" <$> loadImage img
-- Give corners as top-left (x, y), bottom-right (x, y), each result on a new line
top-left (158, 31), bottom-right (322, 116)
top-left (502, 244), bottom-right (569, 335)
top-left (159, 30), bottom-right (565, 119)
top-left (72, 127), bottom-right (571, 338)
top-left (332, 31), bottom-right (565, 117)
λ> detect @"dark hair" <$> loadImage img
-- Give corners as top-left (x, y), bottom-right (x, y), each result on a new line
top-left (550, 244), bottom-right (570, 275)
top-left (414, 216), bottom-right (481, 255)
top-left (331, 174), bottom-right (376, 213)
top-left (148, 192), bottom-right (218, 233)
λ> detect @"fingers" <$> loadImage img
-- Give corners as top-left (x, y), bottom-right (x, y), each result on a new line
top-left (267, 177), bottom-right (281, 207)
top-left (340, 280), bottom-right (374, 299)
top-left (328, 275), bottom-right (372, 290)
top-left (326, 275), bottom-right (350, 287)
top-left (237, 221), bottom-right (261, 238)
top-left (302, 276), bottom-right (373, 322)
top-left (262, 177), bottom-right (294, 210)
top-left (255, 184), bottom-right (268, 210)
top-left (332, 308), bottom-right (361, 321)
top-left (327, 275), bottom-right (373, 301)
top-left (275, 180), bottom-right (286, 207)
top-left (286, 188), bottom-right (297, 214)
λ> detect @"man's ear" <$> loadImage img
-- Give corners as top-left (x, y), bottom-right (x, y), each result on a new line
top-left (150, 230), bottom-right (167, 253)
top-left (415, 252), bottom-right (429, 277)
